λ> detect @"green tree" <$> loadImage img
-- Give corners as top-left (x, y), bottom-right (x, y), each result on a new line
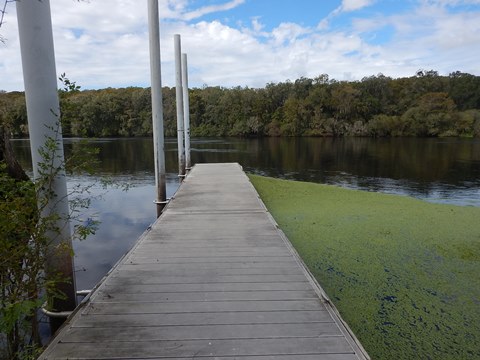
top-left (402, 92), bottom-right (457, 136)
top-left (2, 71), bottom-right (480, 139)
top-left (448, 71), bottom-right (480, 110)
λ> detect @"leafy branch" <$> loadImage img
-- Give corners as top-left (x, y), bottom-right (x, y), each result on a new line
top-left (0, 0), bottom-right (16, 44)
top-left (0, 75), bottom-right (104, 359)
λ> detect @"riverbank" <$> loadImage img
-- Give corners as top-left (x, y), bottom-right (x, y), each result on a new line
top-left (249, 175), bottom-right (480, 360)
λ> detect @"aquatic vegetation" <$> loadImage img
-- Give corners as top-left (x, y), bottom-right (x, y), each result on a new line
top-left (249, 174), bottom-right (480, 360)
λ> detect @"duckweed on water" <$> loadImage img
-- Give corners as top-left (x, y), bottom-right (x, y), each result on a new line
top-left (249, 175), bottom-right (480, 360)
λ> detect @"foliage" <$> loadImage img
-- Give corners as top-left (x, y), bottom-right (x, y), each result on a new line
top-left (1, 70), bottom-right (480, 139)
top-left (0, 130), bottom-right (101, 359)
top-left (0, 76), bottom-right (101, 359)
top-left (0, 0), bottom-right (17, 44)
top-left (250, 174), bottom-right (480, 360)
top-left (0, 164), bottom-right (41, 359)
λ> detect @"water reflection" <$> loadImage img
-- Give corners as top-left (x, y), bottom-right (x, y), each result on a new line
top-left (70, 179), bottom-right (180, 290)
top-left (190, 137), bottom-right (480, 206)
top-left (11, 136), bottom-right (480, 291)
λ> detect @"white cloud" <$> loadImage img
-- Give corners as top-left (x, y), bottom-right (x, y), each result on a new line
top-left (349, 2), bottom-right (480, 76)
top-left (0, 0), bottom-right (479, 91)
top-left (340, 0), bottom-right (376, 12)
top-left (251, 17), bottom-right (264, 33)
top-left (319, 0), bottom-right (376, 30)
top-left (182, 0), bottom-right (245, 21)
top-left (270, 22), bottom-right (311, 46)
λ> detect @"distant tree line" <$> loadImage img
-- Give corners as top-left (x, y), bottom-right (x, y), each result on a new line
top-left (1, 70), bottom-right (480, 138)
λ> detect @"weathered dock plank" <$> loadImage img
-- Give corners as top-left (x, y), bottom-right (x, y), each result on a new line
top-left (39, 163), bottom-right (369, 360)
top-left (73, 310), bottom-right (334, 327)
top-left (43, 337), bottom-right (355, 359)
top-left (62, 322), bottom-right (344, 342)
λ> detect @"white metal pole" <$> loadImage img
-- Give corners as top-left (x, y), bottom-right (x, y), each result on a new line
top-left (147, 0), bottom-right (167, 217)
top-left (16, 0), bottom-right (76, 323)
top-left (174, 34), bottom-right (185, 177)
top-left (181, 53), bottom-right (191, 170)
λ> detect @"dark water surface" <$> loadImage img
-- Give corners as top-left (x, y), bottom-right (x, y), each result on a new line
top-left (11, 136), bottom-right (480, 292)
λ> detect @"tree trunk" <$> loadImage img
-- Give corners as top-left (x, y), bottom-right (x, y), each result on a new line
top-left (0, 125), bottom-right (29, 181)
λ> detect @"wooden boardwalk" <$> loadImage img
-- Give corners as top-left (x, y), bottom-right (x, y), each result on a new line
top-left (40, 163), bottom-right (369, 359)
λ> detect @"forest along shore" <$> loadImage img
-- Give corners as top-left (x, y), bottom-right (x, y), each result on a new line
top-left (2, 71), bottom-right (480, 139)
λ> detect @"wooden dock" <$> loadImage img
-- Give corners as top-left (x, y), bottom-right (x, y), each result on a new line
top-left (40, 163), bottom-right (369, 359)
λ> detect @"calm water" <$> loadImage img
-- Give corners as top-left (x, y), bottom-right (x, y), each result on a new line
top-left (11, 137), bottom-right (480, 292)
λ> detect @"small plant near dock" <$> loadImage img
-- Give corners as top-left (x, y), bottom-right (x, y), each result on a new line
top-left (0, 76), bottom-right (101, 359)
top-left (0, 134), bottom-right (101, 360)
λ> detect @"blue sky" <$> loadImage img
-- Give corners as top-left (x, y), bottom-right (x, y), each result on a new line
top-left (193, 0), bottom-right (339, 30)
top-left (1, 0), bottom-right (480, 91)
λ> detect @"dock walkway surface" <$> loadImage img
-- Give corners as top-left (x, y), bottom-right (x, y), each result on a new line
top-left (40, 163), bottom-right (369, 359)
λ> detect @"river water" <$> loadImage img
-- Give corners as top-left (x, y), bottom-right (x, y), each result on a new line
top-left (11, 136), bottom-right (480, 292)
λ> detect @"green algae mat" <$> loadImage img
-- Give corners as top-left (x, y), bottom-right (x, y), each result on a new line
top-left (249, 175), bottom-right (480, 360)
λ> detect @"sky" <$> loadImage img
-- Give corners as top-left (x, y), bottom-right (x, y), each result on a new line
top-left (1, 0), bottom-right (480, 91)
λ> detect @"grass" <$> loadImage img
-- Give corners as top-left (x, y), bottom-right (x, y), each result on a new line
top-left (249, 174), bottom-right (480, 360)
